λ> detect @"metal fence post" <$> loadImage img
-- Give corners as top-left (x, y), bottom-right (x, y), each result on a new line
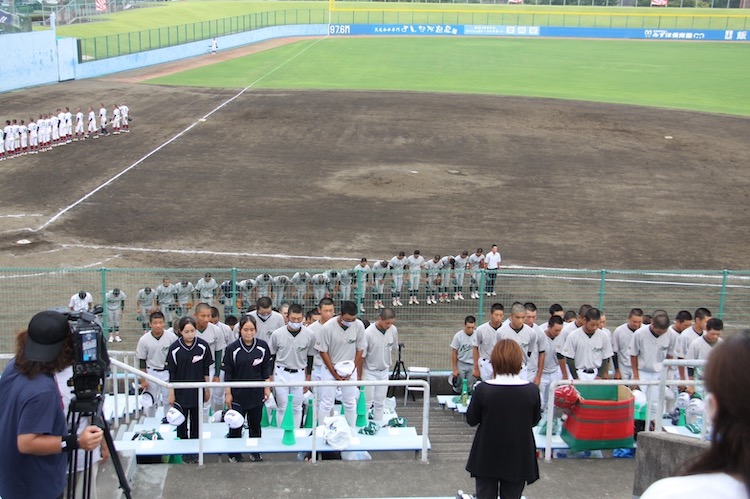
top-left (231, 268), bottom-right (238, 316)
top-left (477, 270), bottom-right (486, 323)
top-left (718, 269), bottom-right (729, 319)
top-left (598, 269), bottom-right (606, 311)
top-left (100, 268), bottom-right (108, 332)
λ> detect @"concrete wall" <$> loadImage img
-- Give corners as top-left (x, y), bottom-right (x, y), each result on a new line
top-left (0, 30), bottom-right (60, 93)
top-left (633, 432), bottom-right (709, 497)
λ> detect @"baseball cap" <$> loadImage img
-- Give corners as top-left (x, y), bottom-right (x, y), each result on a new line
top-left (334, 360), bottom-right (355, 378)
top-left (139, 392), bottom-right (155, 409)
top-left (25, 311), bottom-right (70, 363)
top-left (166, 403), bottom-right (185, 426)
top-left (224, 409), bottom-right (244, 429)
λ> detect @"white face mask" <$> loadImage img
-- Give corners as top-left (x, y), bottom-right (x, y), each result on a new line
top-left (341, 320), bottom-right (355, 328)
top-left (288, 321), bottom-right (302, 332)
top-left (258, 313), bottom-right (271, 320)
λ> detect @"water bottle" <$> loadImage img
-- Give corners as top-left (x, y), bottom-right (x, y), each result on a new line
top-left (460, 379), bottom-right (469, 406)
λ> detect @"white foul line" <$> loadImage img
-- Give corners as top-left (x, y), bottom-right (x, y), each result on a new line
top-left (33, 37), bottom-right (328, 233)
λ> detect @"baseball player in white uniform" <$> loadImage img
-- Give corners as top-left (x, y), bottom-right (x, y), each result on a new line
top-left (3, 121), bottom-right (12, 157)
top-left (175, 279), bottom-right (195, 317)
top-left (389, 251), bottom-right (408, 307)
top-left (194, 303), bottom-right (227, 414)
top-left (324, 270), bottom-right (340, 300)
top-left (248, 297), bottom-right (286, 345)
top-left (27, 118), bottom-right (38, 154)
top-left (69, 290), bottom-right (93, 313)
top-left (424, 255), bottom-right (441, 305)
top-left (315, 300), bottom-right (366, 427)
top-left (472, 303), bottom-right (505, 381)
top-left (74, 108), bottom-right (84, 140)
top-left (675, 308), bottom-right (711, 382)
top-left (353, 258), bottom-right (371, 312)
top-left (371, 260), bottom-right (389, 310)
top-left (686, 317), bottom-right (723, 395)
top-left (360, 307), bottom-right (398, 423)
top-left (50, 112), bottom-right (60, 145)
top-left (467, 248), bottom-right (485, 299)
top-left (269, 304), bottom-right (315, 429)
top-left (195, 272), bottom-right (218, 306)
top-left (156, 277), bottom-right (177, 327)
top-left (522, 303), bottom-right (548, 385)
top-left (668, 310), bottom-right (693, 383)
top-left (611, 308), bottom-right (644, 380)
top-left (337, 270), bottom-right (354, 303)
top-left (272, 275), bottom-right (290, 308)
top-left (136, 286), bottom-right (157, 332)
top-left (111, 105), bottom-right (121, 134)
top-left (136, 311), bottom-right (178, 416)
top-left (630, 313), bottom-right (676, 421)
top-left (87, 107), bottom-right (97, 138)
top-left (255, 273), bottom-right (273, 299)
top-left (451, 316), bottom-right (477, 394)
top-left (452, 251), bottom-right (469, 300)
top-left (98, 103), bottom-right (109, 136)
top-left (406, 250), bottom-right (425, 305)
top-left (105, 288), bottom-right (126, 343)
top-left (498, 303), bottom-right (541, 382)
top-left (307, 298), bottom-right (336, 385)
top-left (64, 107), bottom-right (72, 141)
top-left (290, 272), bottom-right (310, 307)
top-left (237, 278), bottom-right (256, 312)
top-left (56, 110), bottom-right (66, 144)
top-left (438, 255), bottom-right (455, 303)
top-left (311, 273), bottom-right (330, 304)
top-left (562, 307), bottom-right (612, 381)
top-left (0, 126), bottom-right (5, 161)
top-left (18, 120), bottom-right (27, 154)
top-left (119, 104), bottom-right (130, 132)
top-left (556, 304), bottom-right (592, 379)
top-left (11, 119), bottom-right (20, 151)
top-left (539, 316), bottom-right (564, 413)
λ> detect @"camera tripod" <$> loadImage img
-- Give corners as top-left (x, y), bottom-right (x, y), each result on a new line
top-left (67, 395), bottom-right (132, 499)
top-left (388, 343), bottom-right (407, 397)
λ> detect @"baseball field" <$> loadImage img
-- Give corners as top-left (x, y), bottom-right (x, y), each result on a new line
top-left (1, 1), bottom-right (749, 356)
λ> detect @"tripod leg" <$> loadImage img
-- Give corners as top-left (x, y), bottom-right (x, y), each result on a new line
top-left (99, 413), bottom-right (133, 499)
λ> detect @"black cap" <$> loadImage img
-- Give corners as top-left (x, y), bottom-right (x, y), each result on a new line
top-left (25, 311), bottom-right (70, 363)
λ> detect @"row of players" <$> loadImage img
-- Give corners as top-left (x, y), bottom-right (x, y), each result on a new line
top-left (0, 103), bottom-right (131, 160)
top-left (455, 303), bottom-right (720, 423)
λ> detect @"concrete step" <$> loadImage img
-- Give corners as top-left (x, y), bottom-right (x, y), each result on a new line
top-left (96, 448), bottom-right (137, 499)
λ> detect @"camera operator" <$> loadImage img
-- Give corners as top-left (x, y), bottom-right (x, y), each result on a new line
top-left (0, 310), bottom-right (103, 499)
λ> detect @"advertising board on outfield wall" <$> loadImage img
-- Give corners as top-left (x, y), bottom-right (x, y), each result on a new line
top-left (330, 23), bottom-right (750, 41)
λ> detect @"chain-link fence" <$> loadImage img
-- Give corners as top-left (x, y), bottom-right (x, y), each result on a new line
top-left (1, 267), bottom-right (747, 369)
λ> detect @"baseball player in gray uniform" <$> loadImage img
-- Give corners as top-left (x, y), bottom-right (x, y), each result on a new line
top-left (371, 260), bottom-right (388, 310)
top-left (472, 303), bottom-right (505, 381)
top-left (324, 270), bottom-right (340, 299)
top-left (675, 308), bottom-right (711, 368)
top-left (194, 303), bottom-right (227, 414)
top-left (467, 248), bottom-right (485, 299)
top-left (522, 303), bottom-right (548, 385)
top-left (307, 298), bottom-right (336, 385)
top-left (272, 275), bottom-right (290, 308)
top-left (135, 286), bottom-right (156, 332)
top-left (686, 317), bottom-right (723, 395)
top-left (389, 252), bottom-right (408, 307)
top-left (290, 272), bottom-right (310, 307)
top-left (175, 279), bottom-right (195, 318)
top-left (255, 273), bottom-right (273, 299)
top-left (353, 258), bottom-right (371, 312)
top-left (450, 316), bottom-right (477, 394)
top-left (439, 256), bottom-right (455, 303)
top-left (248, 297), bottom-right (286, 345)
top-left (611, 308), bottom-right (644, 381)
top-left (556, 304), bottom-right (592, 379)
top-left (360, 308), bottom-right (398, 423)
top-left (316, 300), bottom-right (366, 427)
top-left (136, 311), bottom-right (178, 416)
top-left (562, 307), bottom-right (613, 381)
top-left (498, 303), bottom-right (542, 382)
top-left (539, 316), bottom-right (564, 413)
top-left (237, 278), bottom-right (255, 312)
top-left (629, 313), bottom-right (676, 421)
top-left (156, 277), bottom-right (177, 327)
top-left (406, 250), bottom-right (425, 305)
top-left (311, 273), bottom-right (330, 304)
top-left (105, 288), bottom-right (126, 343)
top-left (195, 272), bottom-right (218, 306)
top-left (337, 270), bottom-right (354, 303)
top-left (269, 304), bottom-right (316, 428)
top-left (424, 255), bottom-right (441, 305)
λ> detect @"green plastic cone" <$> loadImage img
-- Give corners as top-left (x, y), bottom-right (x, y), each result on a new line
top-left (356, 388), bottom-right (367, 427)
top-left (304, 402), bottom-right (314, 429)
top-left (261, 404), bottom-right (270, 427)
top-left (270, 409), bottom-right (278, 427)
top-left (678, 408), bottom-right (687, 427)
top-left (281, 394), bottom-right (296, 445)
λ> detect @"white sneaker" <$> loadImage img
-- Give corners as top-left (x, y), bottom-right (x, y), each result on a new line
top-left (392, 299), bottom-right (398, 307)
top-left (486, 292), bottom-right (491, 297)
top-left (360, 304), bottom-right (365, 313)
top-left (459, 293), bottom-right (465, 300)
top-left (454, 293), bottom-right (460, 300)
top-left (115, 337), bottom-right (122, 342)
top-left (408, 296), bottom-right (414, 305)
top-left (444, 294), bottom-right (451, 303)
top-left (413, 298), bottom-right (420, 305)
top-left (438, 295), bottom-right (444, 303)
top-left (492, 291), bottom-right (497, 296)
top-left (108, 336), bottom-right (114, 343)
top-left (396, 298), bottom-right (404, 307)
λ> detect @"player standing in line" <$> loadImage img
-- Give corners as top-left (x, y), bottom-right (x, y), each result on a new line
top-left (324, 270), bottom-right (340, 301)
top-left (74, 108), bottom-right (84, 141)
top-left (337, 270), bottom-right (354, 303)
top-left (353, 258), bottom-right (371, 313)
top-left (666, 310), bottom-right (692, 384)
top-left (0, 126), bottom-right (5, 161)
top-left (611, 308), bottom-right (643, 380)
top-left (111, 104), bottom-right (121, 135)
top-left (174, 279), bottom-right (195, 318)
top-left (388, 251), bottom-right (408, 307)
top-left (195, 272), bottom-right (218, 306)
top-left (453, 250), bottom-right (469, 300)
top-left (156, 277), bottom-right (178, 328)
top-left (119, 103), bottom-right (130, 132)
top-left (237, 277), bottom-right (256, 312)
top-left (290, 272), bottom-right (310, 307)
top-left (424, 255), bottom-right (441, 305)
top-left (18, 120), bottom-right (28, 155)
top-left (69, 290), bottom-right (93, 313)
top-left (209, 306), bottom-right (236, 411)
top-left (316, 300), bottom-right (366, 427)
top-left (43, 113), bottom-right (52, 150)
top-left (105, 288), bottom-right (126, 343)
top-left (484, 244), bottom-right (502, 297)
top-left (630, 313), bottom-right (676, 424)
top-left (472, 303), bottom-right (505, 381)
top-left (562, 307), bottom-right (612, 381)
top-left (136, 286), bottom-right (157, 333)
top-left (307, 298), bottom-right (336, 389)
top-left (439, 255), bottom-right (455, 303)
top-left (222, 315), bottom-right (271, 463)
top-left (98, 103), bottom-right (109, 137)
top-left (539, 316), bottom-right (564, 414)
top-left (676, 307), bottom-right (711, 384)
top-left (248, 297), bottom-right (286, 345)
top-left (11, 119), bottom-right (20, 154)
top-left (63, 107), bottom-right (72, 142)
top-left (686, 318), bottom-right (723, 396)
top-left (523, 303), bottom-right (548, 386)
top-left (193, 303), bottom-right (226, 415)
top-left (371, 260), bottom-right (388, 310)
top-left (255, 273), bottom-right (273, 299)
top-left (218, 279), bottom-right (236, 318)
top-left (87, 106), bottom-right (96, 139)
top-left (467, 248), bottom-right (485, 299)
top-left (3, 121), bottom-right (12, 158)
top-left (136, 312), bottom-right (178, 417)
top-left (498, 303), bottom-right (542, 383)
top-left (49, 112), bottom-right (59, 146)
top-left (450, 315), bottom-right (477, 394)
top-left (311, 273), bottom-right (330, 304)
top-left (56, 110), bottom-right (65, 145)
top-left (360, 307), bottom-right (398, 423)
top-left (27, 117), bottom-right (38, 154)
top-left (269, 304), bottom-right (315, 429)
top-left (406, 250), bottom-right (425, 305)
top-left (272, 275), bottom-right (290, 308)
top-left (556, 304), bottom-right (593, 379)
top-left (166, 316), bottom-right (212, 460)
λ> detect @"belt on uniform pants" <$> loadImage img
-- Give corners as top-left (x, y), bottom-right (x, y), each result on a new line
top-left (149, 368), bottom-right (166, 372)
top-left (582, 368), bottom-right (595, 374)
top-left (279, 366), bottom-right (299, 373)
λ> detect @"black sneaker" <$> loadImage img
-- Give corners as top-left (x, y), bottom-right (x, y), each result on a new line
top-left (249, 453), bottom-right (263, 462)
top-left (228, 454), bottom-right (244, 463)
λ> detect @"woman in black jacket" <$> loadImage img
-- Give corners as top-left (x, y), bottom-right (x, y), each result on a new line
top-left (466, 339), bottom-right (542, 499)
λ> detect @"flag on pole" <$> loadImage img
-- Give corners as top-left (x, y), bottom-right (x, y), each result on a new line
top-left (95, 0), bottom-right (107, 13)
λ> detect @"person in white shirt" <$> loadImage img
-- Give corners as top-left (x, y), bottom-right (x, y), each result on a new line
top-left (451, 316), bottom-right (477, 394)
top-left (630, 313), bottom-right (676, 422)
top-left (640, 329), bottom-right (750, 499)
top-left (69, 290), bottom-right (93, 313)
top-left (562, 307), bottom-right (612, 380)
top-left (484, 244), bottom-right (502, 297)
top-left (676, 308), bottom-right (711, 383)
top-left (360, 307), bottom-right (398, 422)
top-left (612, 308), bottom-right (644, 380)
top-left (686, 317), bottom-right (724, 396)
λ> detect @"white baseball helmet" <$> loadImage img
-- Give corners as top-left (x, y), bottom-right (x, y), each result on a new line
top-left (166, 403), bottom-right (185, 426)
top-left (632, 389), bottom-right (647, 408)
top-left (687, 398), bottom-right (706, 417)
top-left (334, 360), bottom-right (355, 378)
top-left (139, 392), bottom-right (155, 409)
top-left (675, 392), bottom-right (691, 410)
top-left (224, 409), bottom-right (245, 430)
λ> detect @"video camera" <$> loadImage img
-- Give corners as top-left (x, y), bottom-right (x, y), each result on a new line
top-left (65, 307), bottom-right (110, 401)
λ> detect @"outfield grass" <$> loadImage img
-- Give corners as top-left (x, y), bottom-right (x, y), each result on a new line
top-left (145, 37), bottom-right (750, 116)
